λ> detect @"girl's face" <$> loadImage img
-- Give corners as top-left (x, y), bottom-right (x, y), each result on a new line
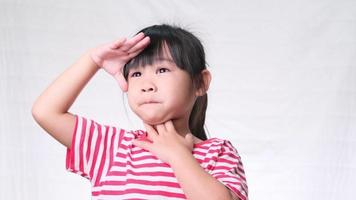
top-left (126, 50), bottom-right (197, 125)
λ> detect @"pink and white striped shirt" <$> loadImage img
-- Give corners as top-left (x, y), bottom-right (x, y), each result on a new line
top-left (66, 115), bottom-right (248, 200)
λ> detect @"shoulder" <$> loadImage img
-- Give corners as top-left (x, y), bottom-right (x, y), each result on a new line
top-left (194, 137), bottom-right (241, 158)
top-left (195, 137), bottom-right (239, 151)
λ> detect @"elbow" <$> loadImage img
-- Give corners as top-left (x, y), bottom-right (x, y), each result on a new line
top-left (31, 103), bottom-right (44, 124)
top-left (31, 100), bottom-right (49, 124)
top-left (31, 104), bottom-right (52, 135)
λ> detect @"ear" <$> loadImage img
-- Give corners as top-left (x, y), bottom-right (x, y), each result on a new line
top-left (195, 69), bottom-right (212, 96)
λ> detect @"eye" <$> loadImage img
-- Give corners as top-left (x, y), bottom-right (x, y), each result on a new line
top-left (157, 68), bottom-right (170, 74)
top-left (131, 71), bottom-right (141, 77)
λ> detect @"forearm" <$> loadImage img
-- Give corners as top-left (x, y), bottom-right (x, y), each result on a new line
top-left (170, 150), bottom-right (233, 200)
top-left (32, 49), bottom-right (99, 115)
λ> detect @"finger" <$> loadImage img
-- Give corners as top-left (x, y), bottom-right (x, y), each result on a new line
top-left (110, 38), bottom-right (127, 49)
top-left (132, 139), bottom-right (152, 151)
top-left (144, 123), bottom-right (158, 139)
top-left (126, 49), bottom-right (144, 60)
top-left (127, 36), bottom-right (150, 54)
top-left (184, 133), bottom-right (194, 150)
top-left (121, 32), bottom-right (145, 52)
top-left (164, 120), bottom-right (176, 132)
top-left (156, 124), bottom-right (167, 134)
top-left (185, 133), bottom-right (194, 142)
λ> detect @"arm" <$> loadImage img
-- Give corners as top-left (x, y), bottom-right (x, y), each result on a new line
top-left (31, 33), bottom-right (150, 148)
top-left (170, 149), bottom-right (237, 200)
top-left (31, 50), bottom-right (100, 148)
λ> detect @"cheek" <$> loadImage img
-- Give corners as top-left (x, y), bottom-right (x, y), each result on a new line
top-left (166, 81), bottom-right (196, 108)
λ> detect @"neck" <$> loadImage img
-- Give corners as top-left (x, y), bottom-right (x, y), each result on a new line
top-left (171, 117), bottom-right (203, 144)
top-left (171, 117), bottom-right (191, 137)
top-left (144, 116), bottom-right (192, 140)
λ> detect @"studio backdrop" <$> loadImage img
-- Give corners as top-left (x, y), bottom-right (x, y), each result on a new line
top-left (0, 0), bottom-right (355, 199)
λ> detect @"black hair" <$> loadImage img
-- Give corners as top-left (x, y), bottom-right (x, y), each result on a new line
top-left (123, 24), bottom-right (208, 141)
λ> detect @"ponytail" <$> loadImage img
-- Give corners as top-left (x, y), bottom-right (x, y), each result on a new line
top-left (189, 94), bottom-right (208, 140)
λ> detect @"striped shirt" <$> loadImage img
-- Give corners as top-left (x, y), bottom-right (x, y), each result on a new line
top-left (66, 115), bottom-right (248, 200)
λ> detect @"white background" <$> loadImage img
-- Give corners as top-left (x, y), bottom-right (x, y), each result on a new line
top-left (1, 0), bottom-right (355, 199)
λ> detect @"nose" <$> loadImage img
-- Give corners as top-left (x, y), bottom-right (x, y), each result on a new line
top-left (141, 82), bottom-right (156, 93)
top-left (141, 87), bottom-right (154, 92)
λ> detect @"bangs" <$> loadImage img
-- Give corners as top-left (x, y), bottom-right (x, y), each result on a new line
top-left (124, 39), bottom-right (170, 74)
top-left (123, 24), bottom-right (206, 81)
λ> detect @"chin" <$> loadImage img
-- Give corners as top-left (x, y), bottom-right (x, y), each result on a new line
top-left (132, 106), bottom-right (182, 125)
top-left (138, 113), bottom-right (171, 125)
top-left (141, 116), bottom-right (166, 125)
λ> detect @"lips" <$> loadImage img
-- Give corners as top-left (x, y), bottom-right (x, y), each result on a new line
top-left (140, 100), bottom-right (161, 105)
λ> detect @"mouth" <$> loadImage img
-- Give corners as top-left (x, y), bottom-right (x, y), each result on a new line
top-left (140, 100), bottom-right (161, 105)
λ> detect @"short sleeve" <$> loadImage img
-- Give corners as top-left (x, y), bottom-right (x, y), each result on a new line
top-left (66, 114), bottom-right (124, 184)
top-left (211, 140), bottom-right (248, 200)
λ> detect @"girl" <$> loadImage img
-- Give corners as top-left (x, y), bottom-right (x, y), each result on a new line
top-left (32, 24), bottom-right (248, 200)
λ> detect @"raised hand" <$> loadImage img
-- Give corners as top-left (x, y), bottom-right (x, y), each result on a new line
top-left (89, 32), bottom-right (150, 92)
top-left (133, 121), bottom-right (195, 164)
